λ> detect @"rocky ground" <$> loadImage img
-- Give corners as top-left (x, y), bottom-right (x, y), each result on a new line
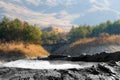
top-left (0, 61), bottom-right (120, 80)
top-left (38, 51), bottom-right (120, 62)
top-left (0, 51), bottom-right (120, 80)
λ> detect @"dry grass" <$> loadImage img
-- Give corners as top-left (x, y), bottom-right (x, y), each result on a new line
top-left (0, 42), bottom-right (50, 59)
top-left (98, 34), bottom-right (120, 44)
top-left (71, 38), bottom-right (96, 47)
top-left (71, 34), bottom-right (120, 47)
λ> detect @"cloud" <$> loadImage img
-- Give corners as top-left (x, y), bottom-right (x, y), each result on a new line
top-left (6, 0), bottom-right (41, 6)
top-left (88, 0), bottom-right (120, 18)
top-left (66, 0), bottom-right (77, 6)
top-left (25, 0), bottom-right (41, 6)
top-left (0, 1), bottom-right (80, 30)
top-left (89, 0), bottom-right (110, 12)
top-left (6, 0), bottom-right (77, 7)
top-left (11, 0), bottom-right (22, 3)
top-left (45, 0), bottom-right (58, 7)
top-left (57, 10), bottom-right (80, 21)
top-left (10, 0), bottom-right (77, 7)
top-left (45, 0), bottom-right (77, 7)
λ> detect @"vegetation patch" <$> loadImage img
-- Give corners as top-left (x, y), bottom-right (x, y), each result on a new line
top-left (0, 42), bottom-right (49, 61)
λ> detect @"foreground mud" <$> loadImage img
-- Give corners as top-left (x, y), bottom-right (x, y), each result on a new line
top-left (0, 61), bottom-right (120, 80)
top-left (1, 51), bottom-right (120, 80)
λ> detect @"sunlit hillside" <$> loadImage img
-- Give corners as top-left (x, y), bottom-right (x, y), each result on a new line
top-left (0, 42), bottom-right (50, 61)
top-left (42, 26), bottom-right (67, 34)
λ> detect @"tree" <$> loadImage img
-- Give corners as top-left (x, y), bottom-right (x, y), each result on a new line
top-left (69, 25), bottom-right (88, 41)
top-left (105, 20), bottom-right (120, 34)
top-left (86, 26), bottom-right (94, 37)
top-left (22, 25), bottom-right (42, 44)
top-left (0, 17), bottom-right (42, 44)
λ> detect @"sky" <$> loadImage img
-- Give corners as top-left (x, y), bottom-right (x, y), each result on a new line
top-left (0, 0), bottom-right (120, 30)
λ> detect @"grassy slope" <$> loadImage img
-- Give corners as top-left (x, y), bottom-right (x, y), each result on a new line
top-left (54, 34), bottom-right (120, 56)
top-left (0, 42), bottom-right (50, 61)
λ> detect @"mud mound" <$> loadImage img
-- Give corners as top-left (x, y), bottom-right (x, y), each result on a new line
top-left (54, 35), bottom-right (120, 56)
top-left (70, 51), bottom-right (120, 62)
top-left (38, 51), bottom-right (120, 62)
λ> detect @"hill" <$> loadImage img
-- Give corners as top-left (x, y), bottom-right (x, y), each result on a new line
top-left (0, 42), bottom-right (50, 62)
top-left (54, 35), bottom-right (120, 56)
top-left (42, 26), bottom-right (67, 34)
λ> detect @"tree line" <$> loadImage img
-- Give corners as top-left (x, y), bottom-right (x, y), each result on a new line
top-left (0, 17), bottom-right (67, 44)
top-left (0, 16), bottom-right (120, 44)
top-left (41, 31), bottom-right (67, 45)
top-left (69, 20), bottom-right (120, 41)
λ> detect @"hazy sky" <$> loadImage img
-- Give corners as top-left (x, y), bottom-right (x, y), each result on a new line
top-left (0, 0), bottom-right (120, 30)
